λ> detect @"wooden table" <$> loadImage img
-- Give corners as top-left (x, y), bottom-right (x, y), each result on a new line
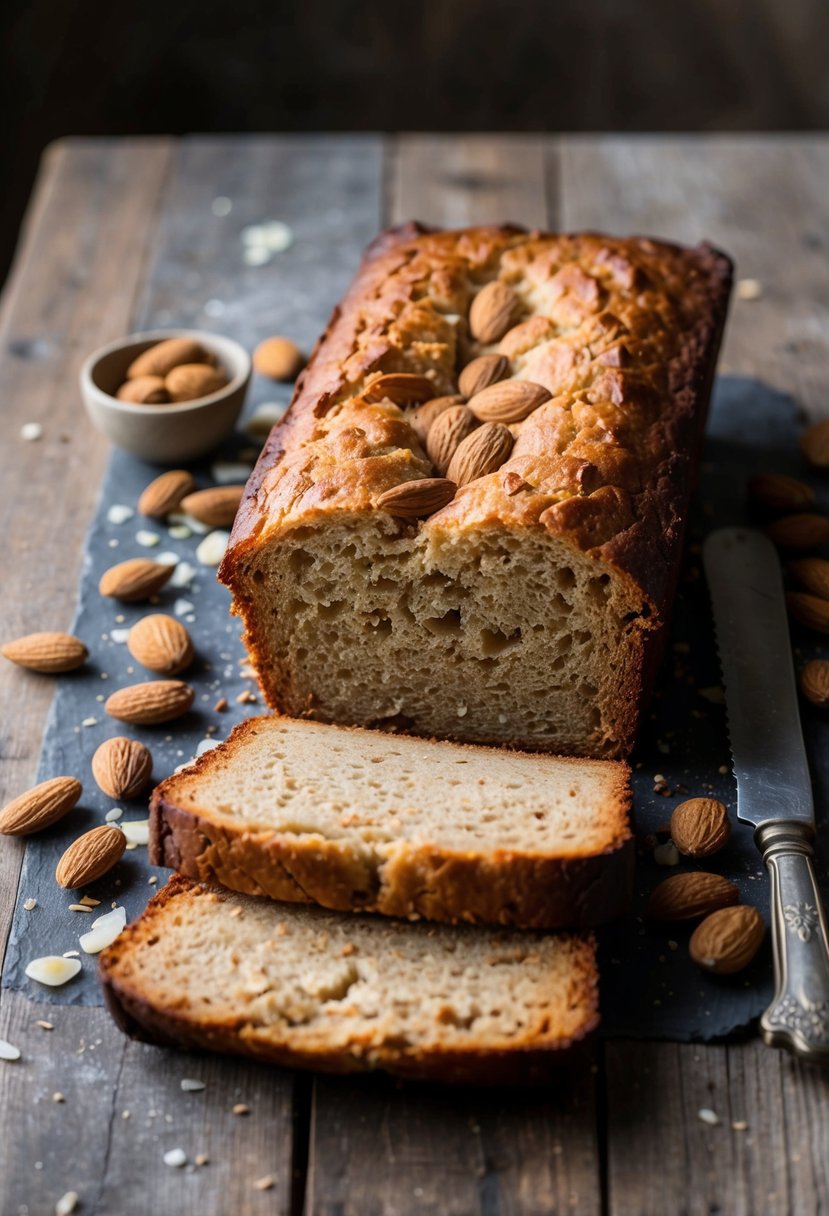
top-left (1, 133), bottom-right (828, 1215)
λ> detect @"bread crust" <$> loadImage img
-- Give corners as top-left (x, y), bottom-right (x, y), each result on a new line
top-left (99, 876), bottom-right (600, 1085)
top-left (149, 718), bottom-right (634, 929)
top-left (219, 224), bottom-right (732, 757)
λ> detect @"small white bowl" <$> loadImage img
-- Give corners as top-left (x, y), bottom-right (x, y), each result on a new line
top-left (80, 328), bottom-right (251, 463)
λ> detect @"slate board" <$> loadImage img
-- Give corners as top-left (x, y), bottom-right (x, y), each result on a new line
top-left (4, 373), bottom-right (828, 1043)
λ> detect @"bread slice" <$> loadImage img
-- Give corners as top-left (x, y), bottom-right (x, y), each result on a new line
top-left (150, 716), bottom-right (632, 929)
top-left (100, 876), bottom-right (600, 1083)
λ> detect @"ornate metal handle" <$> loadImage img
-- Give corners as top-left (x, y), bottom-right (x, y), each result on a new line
top-left (756, 822), bottom-right (829, 1063)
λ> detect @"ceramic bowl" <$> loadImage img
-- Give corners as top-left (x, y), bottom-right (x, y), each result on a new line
top-left (80, 328), bottom-right (251, 463)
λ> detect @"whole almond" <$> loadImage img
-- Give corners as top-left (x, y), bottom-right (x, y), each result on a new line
top-left (469, 281), bottom-right (522, 344)
top-left (747, 472), bottom-right (816, 513)
top-left (447, 423), bottom-right (514, 487)
top-left (689, 905), bottom-right (766, 974)
top-left (467, 380), bottom-right (552, 425)
top-left (788, 557), bottom-right (829, 600)
top-left (179, 485), bottom-right (245, 528)
top-left (56, 824), bottom-right (127, 889)
top-left (376, 478), bottom-right (456, 519)
top-left (138, 470), bottom-right (197, 518)
top-left (98, 558), bottom-right (176, 603)
top-left (766, 513), bottom-right (829, 551)
top-left (1, 632), bottom-right (88, 674)
top-left (92, 737), bottom-right (153, 800)
top-left (105, 680), bottom-right (195, 725)
top-left (409, 395), bottom-right (464, 445)
top-left (426, 405), bottom-right (479, 474)
top-left (787, 591), bottom-right (829, 634)
top-left (670, 797), bottom-right (731, 858)
top-left (127, 614), bottom-right (194, 675)
top-left (116, 376), bottom-right (170, 405)
top-left (458, 354), bottom-right (509, 400)
top-left (253, 336), bottom-right (305, 381)
top-left (647, 872), bottom-right (739, 922)
top-left (800, 659), bottom-right (829, 708)
top-left (364, 373), bottom-right (436, 405)
top-left (800, 419), bottom-right (829, 469)
top-left (0, 777), bottom-right (82, 837)
top-left (127, 337), bottom-right (213, 380)
top-left (165, 363), bottom-right (228, 403)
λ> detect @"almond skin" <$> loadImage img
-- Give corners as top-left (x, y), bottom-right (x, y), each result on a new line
top-left (364, 373), bottom-right (436, 405)
top-left (800, 419), bottom-right (829, 469)
top-left (766, 513), bottom-right (829, 551)
top-left (670, 797), bottom-right (731, 858)
top-left (376, 478), bottom-right (456, 520)
top-left (179, 485), bottom-right (245, 528)
top-left (689, 905), bottom-right (766, 974)
top-left (1, 632), bottom-right (88, 673)
top-left (105, 680), bottom-right (195, 725)
top-left (800, 659), bottom-right (829, 708)
top-left (447, 423), bottom-right (514, 487)
top-left (788, 557), bottom-right (829, 600)
top-left (92, 737), bottom-right (153, 800)
top-left (98, 558), bottom-right (176, 603)
top-left (467, 380), bottom-right (552, 425)
top-left (647, 872), bottom-right (739, 922)
top-left (116, 376), bottom-right (170, 405)
top-left (426, 405), bottom-right (479, 475)
top-left (0, 777), bottom-right (82, 837)
top-left (747, 472), bottom-right (816, 513)
top-left (138, 470), bottom-right (196, 518)
top-left (469, 281), bottom-right (522, 344)
top-left (253, 336), bottom-right (305, 381)
top-left (55, 824), bottom-right (127, 889)
top-left (165, 363), bottom-right (228, 403)
top-left (787, 591), bottom-right (829, 634)
top-left (458, 354), bottom-right (509, 400)
top-left (409, 396), bottom-right (464, 445)
top-left (127, 614), bottom-right (194, 676)
top-left (127, 337), bottom-right (213, 380)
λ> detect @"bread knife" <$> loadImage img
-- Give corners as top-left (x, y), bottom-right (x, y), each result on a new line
top-left (703, 526), bottom-right (829, 1062)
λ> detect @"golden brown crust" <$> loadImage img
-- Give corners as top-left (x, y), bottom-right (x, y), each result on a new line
top-left (149, 718), bottom-right (634, 929)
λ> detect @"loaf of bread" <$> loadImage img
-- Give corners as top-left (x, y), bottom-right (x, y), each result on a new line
top-left (150, 715), bottom-right (633, 928)
top-left (221, 225), bottom-right (732, 758)
top-left (100, 876), bottom-right (600, 1083)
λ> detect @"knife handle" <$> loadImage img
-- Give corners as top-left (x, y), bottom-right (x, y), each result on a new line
top-left (756, 822), bottom-right (829, 1063)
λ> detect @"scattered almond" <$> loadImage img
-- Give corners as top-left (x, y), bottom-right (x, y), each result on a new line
top-left (253, 336), bottom-right (305, 381)
top-left (364, 373), bottom-right (435, 405)
top-left (138, 470), bottom-right (197, 518)
top-left (56, 824), bottom-right (127, 888)
top-left (376, 478), bottom-right (456, 519)
top-left (467, 380), bottom-right (552, 425)
top-left (180, 485), bottom-right (245, 528)
top-left (92, 737), bottom-right (153, 799)
top-left (99, 558), bottom-right (176, 602)
top-left (788, 557), bottom-right (829, 600)
top-left (800, 659), bottom-right (829, 708)
top-left (409, 395), bottom-right (464, 445)
top-left (426, 404), bottom-right (479, 474)
top-left (105, 680), bottom-right (195, 725)
top-left (0, 777), bottom-right (82, 836)
top-left (766, 513), bottom-right (829, 551)
top-left (165, 363), bottom-right (228, 403)
top-left (116, 376), bottom-right (170, 405)
top-left (670, 797), bottom-right (731, 857)
top-left (1, 631), bottom-right (88, 674)
top-left (458, 354), bottom-right (509, 399)
top-left (469, 281), bottom-right (522, 344)
top-left (800, 419), bottom-right (829, 469)
top-left (747, 472), bottom-right (815, 513)
top-left (689, 905), bottom-right (766, 974)
top-left (127, 337), bottom-right (213, 380)
top-left (647, 872), bottom-right (739, 921)
top-left (127, 614), bottom-right (194, 675)
top-left (447, 423), bottom-right (514, 487)
top-left (787, 591), bottom-right (829, 634)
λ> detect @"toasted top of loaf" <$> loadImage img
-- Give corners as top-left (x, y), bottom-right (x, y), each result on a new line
top-left (100, 876), bottom-right (599, 1083)
top-left (222, 224), bottom-right (731, 610)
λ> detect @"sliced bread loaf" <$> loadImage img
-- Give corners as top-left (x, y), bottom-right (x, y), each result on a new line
top-left (150, 716), bottom-right (633, 928)
top-left (100, 876), bottom-right (600, 1083)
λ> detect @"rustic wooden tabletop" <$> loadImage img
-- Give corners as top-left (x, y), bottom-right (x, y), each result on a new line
top-left (1, 133), bottom-right (828, 1216)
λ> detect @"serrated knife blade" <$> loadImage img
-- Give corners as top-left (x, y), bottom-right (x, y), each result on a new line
top-left (703, 525), bottom-right (829, 1063)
